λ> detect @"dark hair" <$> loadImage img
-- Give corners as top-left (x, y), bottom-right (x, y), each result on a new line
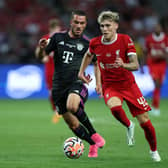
top-left (71, 10), bottom-right (87, 19)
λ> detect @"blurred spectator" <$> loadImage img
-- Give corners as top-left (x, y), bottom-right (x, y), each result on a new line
top-left (143, 23), bottom-right (168, 116)
top-left (0, 0), bottom-right (168, 64)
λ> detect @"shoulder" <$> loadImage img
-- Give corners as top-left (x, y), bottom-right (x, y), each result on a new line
top-left (117, 34), bottom-right (134, 46)
top-left (78, 35), bottom-right (90, 47)
top-left (118, 33), bottom-right (132, 40)
top-left (82, 34), bottom-right (90, 42)
top-left (41, 34), bottom-right (50, 40)
top-left (51, 31), bottom-right (67, 38)
top-left (90, 36), bottom-right (101, 45)
top-left (145, 34), bottom-right (152, 41)
top-left (48, 31), bottom-right (68, 44)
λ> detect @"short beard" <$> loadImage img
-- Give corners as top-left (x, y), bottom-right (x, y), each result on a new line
top-left (72, 28), bottom-right (81, 38)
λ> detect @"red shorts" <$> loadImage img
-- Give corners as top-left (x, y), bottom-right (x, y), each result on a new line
top-left (45, 62), bottom-right (54, 90)
top-left (148, 61), bottom-right (166, 84)
top-left (103, 82), bottom-right (151, 117)
top-left (45, 73), bottom-right (53, 90)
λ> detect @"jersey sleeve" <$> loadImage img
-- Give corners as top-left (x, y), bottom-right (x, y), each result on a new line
top-left (165, 35), bottom-right (168, 53)
top-left (41, 34), bottom-right (49, 40)
top-left (91, 54), bottom-right (97, 64)
top-left (88, 39), bottom-right (97, 64)
top-left (45, 34), bottom-right (57, 55)
top-left (88, 39), bottom-right (95, 55)
top-left (125, 35), bottom-right (137, 56)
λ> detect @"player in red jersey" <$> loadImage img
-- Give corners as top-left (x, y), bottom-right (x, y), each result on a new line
top-left (144, 23), bottom-right (168, 116)
top-left (35, 18), bottom-right (62, 123)
top-left (78, 11), bottom-right (161, 162)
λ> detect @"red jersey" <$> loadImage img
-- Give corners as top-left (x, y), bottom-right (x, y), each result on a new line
top-left (89, 33), bottom-right (137, 89)
top-left (145, 32), bottom-right (168, 64)
top-left (40, 34), bottom-right (54, 89)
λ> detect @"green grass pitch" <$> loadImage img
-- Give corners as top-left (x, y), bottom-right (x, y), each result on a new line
top-left (0, 98), bottom-right (168, 168)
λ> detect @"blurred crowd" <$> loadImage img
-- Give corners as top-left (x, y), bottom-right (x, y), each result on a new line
top-left (0, 0), bottom-right (168, 64)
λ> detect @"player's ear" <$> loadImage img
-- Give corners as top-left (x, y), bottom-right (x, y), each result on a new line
top-left (115, 22), bottom-right (119, 29)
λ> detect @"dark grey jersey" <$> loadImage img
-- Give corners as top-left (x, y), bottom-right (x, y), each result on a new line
top-left (45, 32), bottom-right (89, 90)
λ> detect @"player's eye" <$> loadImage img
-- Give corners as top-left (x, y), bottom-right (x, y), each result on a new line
top-left (74, 20), bottom-right (79, 24)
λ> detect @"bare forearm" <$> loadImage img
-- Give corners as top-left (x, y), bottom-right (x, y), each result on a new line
top-left (79, 53), bottom-right (93, 73)
top-left (123, 62), bottom-right (139, 71)
top-left (123, 54), bottom-right (139, 71)
top-left (35, 47), bottom-right (45, 60)
top-left (94, 63), bottom-right (101, 86)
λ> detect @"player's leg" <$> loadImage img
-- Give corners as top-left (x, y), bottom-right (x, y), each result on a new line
top-left (53, 89), bottom-right (95, 146)
top-left (67, 93), bottom-right (105, 156)
top-left (151, 79), bottom-right (161, 116)
top-left (151, 62), bottom-right (166, 116)
top-left (67, 93), bottom-right (97, 134)
top-left (149, 62), bottom-right (166, 116)
top-left (63, 112), bottom-right (95, 144)
top-left (126, 82), bottom-right (161, 162)
top-left (106, 96), bottom-right (135, 146)
top-left (107, 96), bottom-right (131, 127)
top-left (136, 112), bottom-right (161, 162)
top-left (67, 82), bottom-right (105, 148)
top-left (46, 72), bottom-right (61, 123)
top-left (63, 112), bottom-right (98, 157)
top-left (48, 90), bottom-right (62, 123)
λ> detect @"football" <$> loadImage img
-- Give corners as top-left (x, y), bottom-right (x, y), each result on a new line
top-left (63, 137), bottom-right (84, 159)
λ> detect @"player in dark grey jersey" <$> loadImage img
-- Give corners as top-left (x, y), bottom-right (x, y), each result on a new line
top-left (37, 10), bottom-right (105, 158)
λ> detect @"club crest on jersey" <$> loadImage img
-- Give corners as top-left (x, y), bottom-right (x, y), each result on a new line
top-left (106, 53), bottom-right (111, 57)
top-left (115, 49), bottom-right (120, 58)
top-left (77, 43), bottom-right (84, 51)
top-left (58, 41), bottom-right (64, 45)
top-left (106, 93), bottom-right (109, 98)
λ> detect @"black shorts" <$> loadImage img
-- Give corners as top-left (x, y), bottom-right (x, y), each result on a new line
top-left (52, 80), bottom-right (88, 114)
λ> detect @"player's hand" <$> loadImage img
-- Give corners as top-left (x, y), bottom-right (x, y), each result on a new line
top-left (95, 84), bottom-right (103, 98)
top-left (42, 56), bottom-right (49, 63)
top-left (39, 38), bottom-right (48, 49)
top-left (114, 57), bottom-right (124, 68)
top-left (78, 72), bottom-right (92, 85)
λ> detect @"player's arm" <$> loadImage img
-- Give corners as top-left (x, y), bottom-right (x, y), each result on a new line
top-left (115, 54), bottom-right (139, 71)
top-left (94, 61), bottom-right (103, 97)
top-left (35, 38), bottom-right (49, 61)
top-left (115, 35), bottom-right (139, 71)
top-left (78, 50), bottom-right (94, 84)
top-left (35, 45), bottom-right (49, 63)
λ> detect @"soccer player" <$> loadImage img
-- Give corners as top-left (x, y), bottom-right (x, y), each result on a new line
top-left (35, 18), bottom-right (62, 123)
top-left (144, 23), bottom-right (168, 116)
top-left (37, 10), bottom-right (105, 158)
top-left (78, 11), bottom-right (161, 162)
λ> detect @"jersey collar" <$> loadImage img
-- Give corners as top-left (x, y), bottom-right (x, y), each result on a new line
top-left (101, 34), bottom-right (118, 45)
top-left (152, 32), bottom-right (165, 41)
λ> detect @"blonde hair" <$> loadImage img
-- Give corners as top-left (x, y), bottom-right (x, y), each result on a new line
top-left (49, 18), bottom-right (60, 29)
top-left (97, 11), bottom-right (119, 24)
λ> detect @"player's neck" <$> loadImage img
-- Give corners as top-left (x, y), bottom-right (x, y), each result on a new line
top-left (102, 33), bottom-right (117, 44)
top-left (68, 30), bottom-right (81, 38)
top-left (103, 33), bottom-right (117, 42)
